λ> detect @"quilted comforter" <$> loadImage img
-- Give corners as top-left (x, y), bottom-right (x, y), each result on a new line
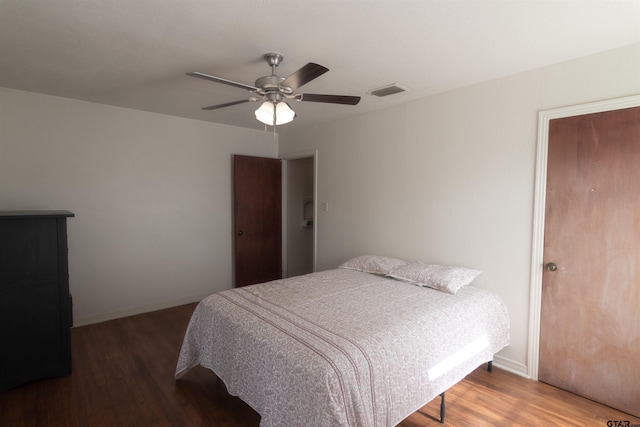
top-left (175, 268), bottom-right (509, 427)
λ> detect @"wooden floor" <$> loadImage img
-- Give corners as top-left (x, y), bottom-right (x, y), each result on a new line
top-left (1, 303), bottom-right (638, 427)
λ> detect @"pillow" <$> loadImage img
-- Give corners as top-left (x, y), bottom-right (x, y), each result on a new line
top-left (338, 255), bottom-right (409, 276)
top-left (386, 262), bottom-right (481, 294)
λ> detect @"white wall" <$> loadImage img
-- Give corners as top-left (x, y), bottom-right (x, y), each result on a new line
top-left (278, 43), bottom-right (640, 374)
top-left (0, 88), bottom-right (277, 325)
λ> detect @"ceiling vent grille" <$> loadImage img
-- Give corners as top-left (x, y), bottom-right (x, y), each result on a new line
top-left (368, 84), bottom-right (407, 97)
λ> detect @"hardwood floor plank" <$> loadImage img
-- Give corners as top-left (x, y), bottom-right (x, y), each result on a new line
top-left (0, 303), bottom-right (638, 426)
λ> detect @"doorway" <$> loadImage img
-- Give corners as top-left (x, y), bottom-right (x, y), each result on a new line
top-left (281, 150), bottom-right (317, 278)
top-left (529, 95), bottom-right (640, 416)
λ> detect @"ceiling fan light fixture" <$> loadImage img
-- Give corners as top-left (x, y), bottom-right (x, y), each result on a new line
top-left (254, 101), bottom-right (295, 126)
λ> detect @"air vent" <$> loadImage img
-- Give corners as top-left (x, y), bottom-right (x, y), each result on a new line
top-left (368, 84), bottom-right (407, 98)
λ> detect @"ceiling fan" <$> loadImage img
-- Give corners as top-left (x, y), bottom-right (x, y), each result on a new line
top-left (187, 53), bottom-right (361, 126)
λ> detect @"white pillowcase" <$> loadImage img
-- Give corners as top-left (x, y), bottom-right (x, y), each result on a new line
top-left (387, 262), bottom-right (481, 294)
top-left (338, 255), bottom-right (409, 276)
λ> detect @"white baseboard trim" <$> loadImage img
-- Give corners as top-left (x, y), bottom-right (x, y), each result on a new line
top-left (73, 293), bottom-right (211, 327)
top-left (493, 355), bottom-right (530, 379)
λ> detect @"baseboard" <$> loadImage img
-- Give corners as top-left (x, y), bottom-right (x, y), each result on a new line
top-left (493, 355), bottom-right (530, 379)
top-left (73, 293), bottom-right (211, 327)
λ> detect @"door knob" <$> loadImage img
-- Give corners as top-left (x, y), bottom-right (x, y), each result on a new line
top-left (545, 262), bottom-right (557, 272)
top-left (237, 230), bottom-right (244, 236)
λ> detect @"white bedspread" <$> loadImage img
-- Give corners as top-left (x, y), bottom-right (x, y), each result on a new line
top-left (175, 269), bottom-right (509, 427)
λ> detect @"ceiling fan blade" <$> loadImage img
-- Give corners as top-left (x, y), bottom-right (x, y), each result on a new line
top-left (187, 72), bottom-right (258, 92)
top-left (301, 94), bottom-right (361, 105)
top-left (201, 99), bottom-right (252, 111)
top-left (281, 63), bottom-right (329, 90)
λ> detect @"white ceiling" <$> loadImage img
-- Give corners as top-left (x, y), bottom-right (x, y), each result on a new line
top-left (1, 0), bottom-right (639, 131)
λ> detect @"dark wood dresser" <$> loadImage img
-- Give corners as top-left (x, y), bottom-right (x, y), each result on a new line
top-left (0, 210), bottom-right (74, 392)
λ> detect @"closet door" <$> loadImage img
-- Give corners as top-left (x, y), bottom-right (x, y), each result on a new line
top-left (539, 107), bottom-right (640, 417)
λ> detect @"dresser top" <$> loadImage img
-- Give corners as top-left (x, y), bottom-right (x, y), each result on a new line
top-left (0, 210), bottom-right (75, 219)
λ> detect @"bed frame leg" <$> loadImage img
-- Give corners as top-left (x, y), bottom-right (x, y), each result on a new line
top-left (435, 363), bottom-right (490, 424)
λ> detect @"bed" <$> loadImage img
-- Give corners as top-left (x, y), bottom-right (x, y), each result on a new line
top-left (175, 257), bottom-right (510, 427)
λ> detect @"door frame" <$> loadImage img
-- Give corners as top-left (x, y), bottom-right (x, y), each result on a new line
top-left (280, 149), bottom-right (318, 276)
top-left (528, 93), bottom-right (640, 381)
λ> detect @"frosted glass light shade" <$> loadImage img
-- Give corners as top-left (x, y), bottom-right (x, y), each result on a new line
top-left (255, 101), bottom-right (275, 125)
top-left (275, 102), bottom-right (295, 125)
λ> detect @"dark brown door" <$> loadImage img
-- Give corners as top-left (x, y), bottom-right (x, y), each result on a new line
top-left (540, 106), bottom-right (640, 417)
top-left (233, 155), bottom-right (282, 287)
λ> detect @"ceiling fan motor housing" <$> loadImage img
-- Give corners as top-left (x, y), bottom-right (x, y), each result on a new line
top-left (255, 75), bottom-right (287, 91)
